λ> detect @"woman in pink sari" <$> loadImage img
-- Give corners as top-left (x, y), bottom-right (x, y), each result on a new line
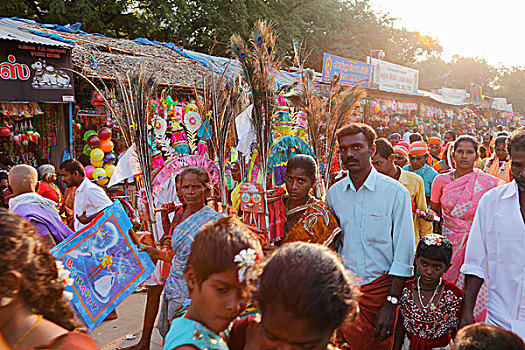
top-left (430, 135), bottom-right (502, 322)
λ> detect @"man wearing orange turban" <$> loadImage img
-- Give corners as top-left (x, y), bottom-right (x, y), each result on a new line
top-left (403, 141), bottom-right (439, 202)
top-left (427, 137), bottom-right (442, 171)
top-left (393, 145), bottom-right (409, 168)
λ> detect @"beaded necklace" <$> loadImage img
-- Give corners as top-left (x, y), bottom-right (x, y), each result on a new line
top-left (417, 277), bottom-right (442, 310)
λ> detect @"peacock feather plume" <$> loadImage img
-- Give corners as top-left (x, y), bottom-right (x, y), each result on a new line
top-left (229, 20), bottom-right (280, 236)
top-left (288, 41), bottom-right (365, 193)
top-left (194, 52), bottom-right (242, 206)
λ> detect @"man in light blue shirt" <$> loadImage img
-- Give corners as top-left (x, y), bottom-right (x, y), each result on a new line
top-left (327, 123), bottom-right (415, 350)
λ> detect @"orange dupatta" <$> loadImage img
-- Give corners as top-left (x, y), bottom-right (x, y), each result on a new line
top-left (281, 198), bottom-right (341, 245)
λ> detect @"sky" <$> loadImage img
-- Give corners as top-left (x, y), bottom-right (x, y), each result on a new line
top-left (368, 0), bottom-right (525, 68)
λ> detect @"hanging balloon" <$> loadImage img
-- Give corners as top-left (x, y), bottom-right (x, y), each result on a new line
top-left (93, 167), bottom-right (108, 185)
top-left (103, 153), bottom-right (116, 164)
top-left (91, 158), bottom-right (104, 168)
top-left (96, 177), bottom-right (108, 186)
top-left (83, 144), bottom-right (93, 157)
top-left (0, 127), bottom-right (11, 137)
top-left (73, 123), bottom-right (81, 134)
top-left (85, 165), bottom-right (95, 179)
top-left (373, 106), bottom-right (380, 113)
top-left (98, 127), bottom-right (112, 140)
top-left (33, 131), bottom-right (40, 143)
top-left (87, 135), bottom-right (100, 148)
top-left (105, 164), bottom-right (116, 178)
top-left (84, 130), bottom-right (97, 142)
top-left (99, 139), bottom-right (114, 153)
top-left (90, 148), bottom-right (104, 162)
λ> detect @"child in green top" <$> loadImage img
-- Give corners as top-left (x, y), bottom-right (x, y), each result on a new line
top-left (163, 216), bottom-right (262, 350)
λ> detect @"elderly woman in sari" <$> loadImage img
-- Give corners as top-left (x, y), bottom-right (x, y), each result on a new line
top-left (139, 166), bottom-right (222, 339)
top-left (278, 155), bottom-right (341, 246)
top-left (430, 136), bottom-right (502, 322)
top-left (37, 164), bottom-right (63, 209)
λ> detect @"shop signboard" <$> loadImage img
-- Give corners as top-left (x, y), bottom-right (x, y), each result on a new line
top-left (441, 88), bottom-right (467, 104)
top-left (0, 39), bottom-right (74, 102)
top-left (322, 53), bottom-right (373, 87)
top-left (367, 57), bottom-right (419, 94)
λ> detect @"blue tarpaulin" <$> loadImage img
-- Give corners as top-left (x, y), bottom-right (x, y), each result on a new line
top-left (28, 29), bottom-right (76, 44)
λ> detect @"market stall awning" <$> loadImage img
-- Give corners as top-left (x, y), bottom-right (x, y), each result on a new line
top-left (0, 18), bottom-right (73, 48)
top-left (418, 89), bottom-right (468, 106)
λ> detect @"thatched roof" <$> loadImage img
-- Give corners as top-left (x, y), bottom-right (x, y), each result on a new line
top-left (14, 20), bottom-right (213, 88)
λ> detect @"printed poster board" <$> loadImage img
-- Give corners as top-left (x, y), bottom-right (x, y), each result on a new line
top-left (51, 201), bottom-right (155, 331)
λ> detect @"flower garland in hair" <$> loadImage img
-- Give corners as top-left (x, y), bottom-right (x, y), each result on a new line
top-left (234, 248), bottom-right (261, 284)
top-left (423, 234), bottom-right (442, 246)
top-left (56, 261), bottom-right (74, 301)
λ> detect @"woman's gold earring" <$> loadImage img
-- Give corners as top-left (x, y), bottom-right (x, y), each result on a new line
top-left (0, 297), bottom-right (12, 307)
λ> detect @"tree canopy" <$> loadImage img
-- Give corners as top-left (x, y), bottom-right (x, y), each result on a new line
top-left (1, 0), bottom-right (523, 112)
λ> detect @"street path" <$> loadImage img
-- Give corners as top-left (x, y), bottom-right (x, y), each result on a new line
top-left (92, 292), bottom-right (163, 350)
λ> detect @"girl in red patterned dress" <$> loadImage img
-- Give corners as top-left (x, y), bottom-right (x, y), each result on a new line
top-left (393, 234), bottom-right (462, 350)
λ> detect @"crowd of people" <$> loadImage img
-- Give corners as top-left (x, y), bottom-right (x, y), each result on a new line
top-left (0, 122), bottom-right (524, 350)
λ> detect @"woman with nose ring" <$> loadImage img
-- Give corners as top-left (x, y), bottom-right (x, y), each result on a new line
top-left (429, 136), bottom-right (503, 323)
top-left (139, 166), bottom-right (223, 340)
top-left (277, 155), bottom-right (341, 247)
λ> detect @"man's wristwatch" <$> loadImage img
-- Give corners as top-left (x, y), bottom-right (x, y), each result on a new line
top-left (386, 295), bottom-right (399, 305)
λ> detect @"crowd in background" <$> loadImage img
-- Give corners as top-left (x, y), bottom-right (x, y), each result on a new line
top-left (0, 122), bottom-right (524, 350)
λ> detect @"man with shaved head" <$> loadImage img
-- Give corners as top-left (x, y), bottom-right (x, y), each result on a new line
top-left (8, 164), bottom-right (73, 248)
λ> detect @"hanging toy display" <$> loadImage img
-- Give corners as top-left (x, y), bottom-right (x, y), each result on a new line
top-left (183, 100), bottom-right (202, 152)
top-left (196, 117), bottom-right (212, 156)
top-left (293, 109), bottom-right (307, 138)
top-left (170, 111), bottom-right (191, 156)
top-left (273, 97), bottom-right (293, 138)
top-left (0, 102), bottom-right (51, 166)
top-left (267, 135), bottom-right (316, 186)
top-left (145, 91), bottom-right (217, 160)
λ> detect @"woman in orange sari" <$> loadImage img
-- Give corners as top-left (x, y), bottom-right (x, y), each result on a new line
top-left (280, 155), bottom-right (341, 246)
